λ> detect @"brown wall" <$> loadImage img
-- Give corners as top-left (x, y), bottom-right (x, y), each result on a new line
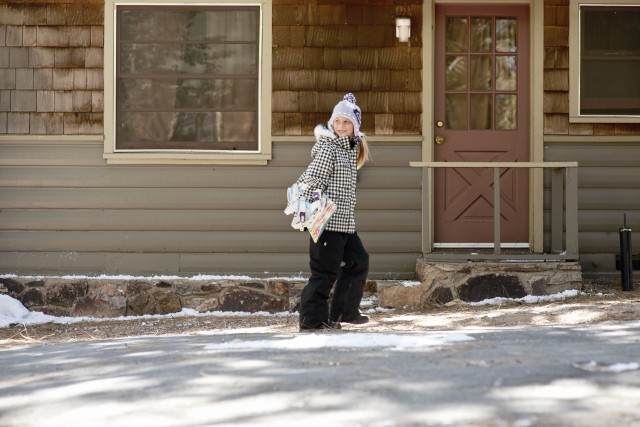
top-left (272, 0), bottom-right (423, 136)
top-left (0, 1), bottom-right (104, 135)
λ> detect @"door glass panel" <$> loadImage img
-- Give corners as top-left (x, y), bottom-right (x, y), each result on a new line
top-left (496, 18), bottom-right (517, 52)
top-left (446, 17), bottom-right (468, 52)
top-left (471, 56), bottom-right (493, 90)
top-left (446, 94), bottom-right (468, 129)
top-left (471, 17), bottom-right (492, 52)
top-left (471, 94), bottom-right (492, 129)
top-left (442, 12), bottom-right (520, 132)
top-left (446, 56), bottom-right (468, 90)
top-left (496, 94), bottom-right (517, 129)
top-left (496, 56), bottom-right (517, 91)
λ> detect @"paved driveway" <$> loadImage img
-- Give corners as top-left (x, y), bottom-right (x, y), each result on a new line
top-left (1, 322), bottom-right (639, 427)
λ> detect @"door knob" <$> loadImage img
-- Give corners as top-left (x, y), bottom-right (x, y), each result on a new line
top-left (435, 135), bottom-right (445, 144)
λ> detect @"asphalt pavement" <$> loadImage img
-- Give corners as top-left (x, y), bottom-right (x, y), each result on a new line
top-left (1, 322), bottom-right (639, 427)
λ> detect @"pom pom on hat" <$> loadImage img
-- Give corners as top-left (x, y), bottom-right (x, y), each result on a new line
top-left (328, 93), bottom-right (363, 143)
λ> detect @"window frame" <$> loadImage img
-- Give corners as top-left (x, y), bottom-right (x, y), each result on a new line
top-left (103, 0), bottom-right (272, 165)
top-left (569, 0), bottom-right (640, 123)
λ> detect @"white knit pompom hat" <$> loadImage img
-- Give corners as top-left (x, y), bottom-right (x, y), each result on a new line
top-left (328, 93), bottom-right (363, 143)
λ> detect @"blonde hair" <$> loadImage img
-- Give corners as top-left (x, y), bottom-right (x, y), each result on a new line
top-left (356, 135), bottom-right (370, 170)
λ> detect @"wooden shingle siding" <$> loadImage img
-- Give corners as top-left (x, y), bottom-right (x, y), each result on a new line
top-left (0, 140), bottom-right (422, 278)
top-left (0, 1), bottom-right (103, 135)
top-left (272, 0), bottom-right (423, 136)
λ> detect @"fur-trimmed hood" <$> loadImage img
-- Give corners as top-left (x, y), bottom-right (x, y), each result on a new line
top-left (311, 125), bottom-right (351, 158)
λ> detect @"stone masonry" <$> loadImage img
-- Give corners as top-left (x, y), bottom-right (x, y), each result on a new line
top-left (378, 260), bottom-right (583, 308)
top-left (1, 260), bottom-right (583, 319)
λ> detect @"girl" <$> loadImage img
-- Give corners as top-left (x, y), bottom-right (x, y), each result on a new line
top-left (297, 93), bottom-right (371, 331)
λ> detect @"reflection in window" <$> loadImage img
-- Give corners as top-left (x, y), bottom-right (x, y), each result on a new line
top-left (496, 94), bottom-right (517, 130)
top-left (496, 18), bottom-right (517, 53)
top-left (446, 94), bottom-right (468, 129)
top-left (446, 56), bottom-right (468, 90)
top-left (116, 6), bottom-right (260, 151)
top-left (446, 17), bottom-right (468, 52)
top-left (471, 17), bottom-right (492, 52)
top-left (496, 56), bottom-right (517, 91)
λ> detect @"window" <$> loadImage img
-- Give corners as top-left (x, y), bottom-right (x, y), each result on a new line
top-left (570, 2), bottom-right (640, 121)
top-left (104, 1), bottom-right (272, 164)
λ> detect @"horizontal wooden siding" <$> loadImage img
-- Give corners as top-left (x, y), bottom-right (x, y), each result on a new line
top-left (545, 141), bottom-right (640, 275)
top-left (0, 139), bottom-right (421, 279)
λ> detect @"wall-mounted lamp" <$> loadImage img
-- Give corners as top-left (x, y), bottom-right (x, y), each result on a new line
top-left (395, 17), bottom-right (411, 43)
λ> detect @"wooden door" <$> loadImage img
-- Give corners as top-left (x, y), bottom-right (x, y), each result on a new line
top-left (434, 4), bottom-right (530, 245)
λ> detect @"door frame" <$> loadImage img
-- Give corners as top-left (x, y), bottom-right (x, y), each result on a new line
top-left (420, 0), bottom-right (545, 253)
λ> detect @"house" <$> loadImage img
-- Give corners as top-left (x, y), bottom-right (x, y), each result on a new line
top-left (1, 0), bottom-right (639, 286)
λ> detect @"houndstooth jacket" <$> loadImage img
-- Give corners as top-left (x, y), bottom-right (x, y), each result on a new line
top-left (296, 125), bottom-right (359, 234)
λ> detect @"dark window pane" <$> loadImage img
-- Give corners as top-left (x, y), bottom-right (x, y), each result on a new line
top-left (118, 111), bottom-right (258, 150)
top-left (120, 9), bottom-right (257, 42)
top-left (115, 5), bottom-right (260, 151)
top-left (120, 43), bottom-right (256, 75)
top-left (580, 6), bottom-right (640, 115)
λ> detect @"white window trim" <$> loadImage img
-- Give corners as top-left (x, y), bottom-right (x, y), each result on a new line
top-left (569, 0), bottom-right (640, 123)
top-left (103, 0), bottom-right (272, 165)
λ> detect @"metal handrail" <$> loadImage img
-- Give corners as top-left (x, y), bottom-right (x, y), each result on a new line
top-left (409, 161), bottom-right (579, 260)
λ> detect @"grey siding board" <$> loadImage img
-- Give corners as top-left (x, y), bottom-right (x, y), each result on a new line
top-left (0, 165), bottom-right (420, 189)
top-left (0, 209), bottom-right (421, 232)
top-left (0, 188), bottom-right (420, 210)
top-left (180, 253), bottom-right (419, 279)
top-left (0, 252), bottom-right (418, 279)
top-left (1, 231), bottom-right (420, 253)
top-left (546, 143), bottom-right (640, 167)
top-left (542, 210), bottom-right (640, 232)
top-left (0, 252), bottom-right (107, 273)
top-left (0, 140), bottom-right (422, 277)
top-left (0, 142), bottom-right (104, 166)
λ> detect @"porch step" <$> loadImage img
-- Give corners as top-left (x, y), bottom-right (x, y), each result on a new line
top-left (377, 259), bottom-right (583, 308)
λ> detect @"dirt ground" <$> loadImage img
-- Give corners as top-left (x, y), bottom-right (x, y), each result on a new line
top-left (1, 278), bottom-right (639, 350)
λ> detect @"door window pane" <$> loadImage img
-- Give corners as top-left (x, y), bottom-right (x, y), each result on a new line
top-left (446, 56), bottom-right (468, 90)
top-left (496, 18), bottom-right (517, 53)
top-left (580, 6), bottom-right (640, 115)
top-left (446, 94), bottom-right (468, 129)
top-left (446, 17), bottom-right (468, 52)
top-left (496, 56), bottom-right (517, 91)
top-left (471, 94), bottom-right (492, 129)
top-left (496, 94), bottom-right (517, 130)
top-left (471, 56), bottom-right (493, 91)
top-left (115, 5), bottom-right (260, 151)
top-left (471, 17), bottom-right (492, 52)
top-left (443, 13), bottom-right (521, 131)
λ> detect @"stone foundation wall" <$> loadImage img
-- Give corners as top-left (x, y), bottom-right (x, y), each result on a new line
top-left (378, 261), bottom-right (583, 308)
top-left (1, 261), bottom-right (583, 317)
top-left (0, 276), bottom-right (379, 318)
top-left (0, 277), bottom-right (308, 318)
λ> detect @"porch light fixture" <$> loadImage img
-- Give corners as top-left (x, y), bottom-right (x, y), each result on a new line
top-left (395, 17), bottom-right (411, 42)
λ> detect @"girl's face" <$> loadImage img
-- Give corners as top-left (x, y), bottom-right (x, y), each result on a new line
top-left (332, 116), bottom-right (354, 139)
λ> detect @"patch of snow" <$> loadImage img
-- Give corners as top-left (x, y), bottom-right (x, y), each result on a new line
top-left (573, 361), bottom-right (640, 373)
top-left (468, 289), bottom-right (580, 306)
top-left (0, 273), bottom-right (308, 282)
top-left (203, 331), bottom-right (475, 351)
top-left (0, 294), bottom-right (295, 329)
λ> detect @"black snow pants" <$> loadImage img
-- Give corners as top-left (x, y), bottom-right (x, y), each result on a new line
top-left (299, 231), bottom-right (369, 328)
